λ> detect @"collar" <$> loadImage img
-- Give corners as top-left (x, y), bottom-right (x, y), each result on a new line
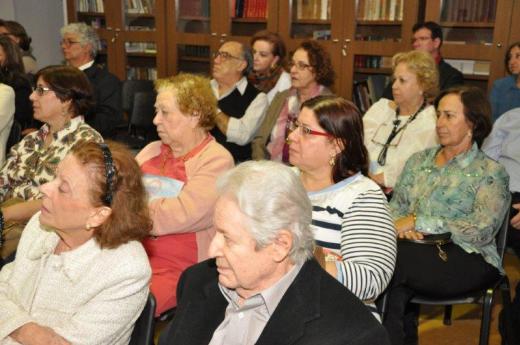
top-left (159, 134), bottom-right (213, 162)
top-left (429, 142), bottom-right (480, 169)
top-left (218, 262), bottom-right (302, 316)
top-left (435, 54), bottom-right (442, 65)
top-left (26, 220), bottom-right (101, 283)
top-left (38, 116), bottom-right (85, 142)
top-left (306, 172), bottom-right (363, 196)
top-left (78, 60), bottom-right (95, 71)
top-left (211, 77), bottom-right (248, 99)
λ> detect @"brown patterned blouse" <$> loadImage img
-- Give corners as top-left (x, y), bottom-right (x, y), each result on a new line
top-left (0, 116), bottom-right (103, 202)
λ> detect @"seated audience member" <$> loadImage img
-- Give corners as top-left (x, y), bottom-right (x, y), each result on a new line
top-left (252, 40), bottom-right (334, 161)
top-left (287, 95), bottom-right (396, 319)
top-left (210, 40), bottom-right (268, 162)
top-left (489, 41), bottom-right (520, 122)
top-left (364, 50), bottom-right (438, 192)
top-left (60, 22), bottom-right (123, 138)
top-left (0, 20), bottom-right (38, 74)
top-left (158, 160), bottom-right (390, 345)
top-left (383, 86), bottom-right (510, 345)
top-left (248, 30), bottom-right (291, 104)
top-left (0, 82), bottom-right (14, 166)
top-left (135, 73), bottom-right (234, 316)
top-left (381, 21), bottom-right (463, 99)
top-left (0, 36), bottom-right (35, 133)
top-left (0, 141), bottom-right (151, 345)
top-left (0, 65), bottom-right (103, 260)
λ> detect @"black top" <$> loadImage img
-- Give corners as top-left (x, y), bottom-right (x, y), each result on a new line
top-left (211, 82), bottom-right (260, 162)
top-left (83, 64), bottom-right (123, 138)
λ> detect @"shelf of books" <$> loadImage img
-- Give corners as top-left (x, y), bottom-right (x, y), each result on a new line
top-left (290, 0), bottom-right (332, 39)
top-left (230, 0), bottom-right (269, 36)
top-left (176, 0), bottom-right (211, 34)
top-left (176, 44), bottom-right (211, 76)
top-left (354, 0), bottom-right (404, 42)
top-left (124, 0), bottom-right (156, 30)
top-left (76, 0), bottom-right (106, 28)
top-left (125, 41), bottom-right (157, 80)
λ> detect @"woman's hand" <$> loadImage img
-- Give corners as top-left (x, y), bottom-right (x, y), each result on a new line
top-left (395, 215), bottom-right (424, 240)
top-left (9, 322), bottom-right (71, 345)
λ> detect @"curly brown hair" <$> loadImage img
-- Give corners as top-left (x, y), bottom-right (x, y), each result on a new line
top-left (155, 73), bottom-right (217, 131)
top-left (71, 141), bottom-right (152, 249)
top-left (297, 40), bottom-right (335, 87)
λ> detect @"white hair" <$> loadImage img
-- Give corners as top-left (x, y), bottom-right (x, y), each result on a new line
top-left (61, 22), bottom-right (100, 58)
top-left (216, 160), bottom-right (314, 265)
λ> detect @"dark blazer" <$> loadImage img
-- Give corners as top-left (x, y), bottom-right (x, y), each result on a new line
top-left (159, 259), bottom-right (390, 345)
top-left (83, 64), bottom-right (123, 138)
top-left (381, 58), bottom-right (464, 100)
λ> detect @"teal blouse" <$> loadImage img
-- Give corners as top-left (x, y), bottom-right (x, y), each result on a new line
top-left (390, 144), bottom-right (510, 271)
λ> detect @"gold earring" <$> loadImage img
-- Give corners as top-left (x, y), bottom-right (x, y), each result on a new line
top-left (329, 155), bottom-right (336, 167)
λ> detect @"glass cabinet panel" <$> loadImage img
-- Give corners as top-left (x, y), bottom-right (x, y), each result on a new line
top-left (290, 0), bottom-right (332, 40)
top-left (176, 44), bottom-right (211, 76)
top-left (125, 41), bottom-right (157, 80)
top-left (230, 0), bottom-right (269, 36)
top-left (76, 0), bottom-right (107, 28)
top-left (176, 0), bottom-right (211, 34)
top-left (354, 0), bottom-right (404, 42)
top-left (123, 0), bottom-right (156, 31)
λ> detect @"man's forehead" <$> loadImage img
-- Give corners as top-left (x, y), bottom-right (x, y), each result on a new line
top-left (221, 42), bottom-right (242, 55)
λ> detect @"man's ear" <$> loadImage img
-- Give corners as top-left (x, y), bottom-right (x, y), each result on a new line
top-left (433, 37), bottom-right (442, 50)
top-left (271, 229), bottom-right (293, 263)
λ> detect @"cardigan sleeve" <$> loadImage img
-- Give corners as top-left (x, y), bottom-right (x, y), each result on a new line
top-left (337, 190), bottom-right (397, 301)
top-left (147, 144), bottom-right (234, 236)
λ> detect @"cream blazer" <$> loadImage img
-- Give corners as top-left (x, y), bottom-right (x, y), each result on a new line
top-left (0, 213), bottom-right (151, 345)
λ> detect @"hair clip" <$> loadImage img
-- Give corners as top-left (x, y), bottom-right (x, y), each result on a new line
top-left (99, 143), bottom-right (116, 205)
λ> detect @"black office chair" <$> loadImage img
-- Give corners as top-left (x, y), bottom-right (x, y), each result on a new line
top-left (122, 80), bottom-right (155, 117)
top-left (409, 209), bottom-right (512, 345)
top-left (129, 293), bottom-right (157, 345)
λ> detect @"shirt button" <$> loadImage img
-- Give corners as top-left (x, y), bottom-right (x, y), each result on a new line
top-left (238, 312), bottom-right (244, 319)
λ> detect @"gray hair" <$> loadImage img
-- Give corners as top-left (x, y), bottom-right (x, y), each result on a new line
top-left (239, 42), bottom-right (253, 76)
top-left (216, 161), bottom-right (314, 265)
top-left (61, 22), bottom-right (100, 58)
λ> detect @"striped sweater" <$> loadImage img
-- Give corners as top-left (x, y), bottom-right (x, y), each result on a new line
top-left (308, 173), bottom-right (397, 302)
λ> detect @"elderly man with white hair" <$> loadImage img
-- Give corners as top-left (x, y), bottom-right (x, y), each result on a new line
top-left (158, 161), bottom-right (390, 345)
top-left (60, 22), bottom-right (123, 138)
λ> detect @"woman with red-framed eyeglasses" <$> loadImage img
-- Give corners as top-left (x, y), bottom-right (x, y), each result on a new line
top-left (287, 94), bottom-right (397, 322)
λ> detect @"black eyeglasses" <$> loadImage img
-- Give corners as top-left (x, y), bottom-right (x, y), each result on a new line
top-left (60, 38), bottom-right (81, 47)
top-left (213, 51), bottom-right (243, 61)
top-left (32, 86), bottom-right (53, 96)
top-left (288, 61), bottom-right (312, 71)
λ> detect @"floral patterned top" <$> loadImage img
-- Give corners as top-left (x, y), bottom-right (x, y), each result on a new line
top-left (389, 143), bottom-right (510, 271)
top-left (0, 116), bottom-right (102, 202)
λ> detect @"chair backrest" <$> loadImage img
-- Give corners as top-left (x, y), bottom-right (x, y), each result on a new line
top-left (130, 91), bottom-right (156, 128)
top-left (129, 293), bottom-right (156, 345)
top-left (496, 208), bottom-right (511, 264)
top-left (6, 120), bottom-right (22, 154)
top-left (122, 80), bottom-right (155, 115)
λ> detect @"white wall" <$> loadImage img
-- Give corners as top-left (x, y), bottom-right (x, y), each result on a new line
top-left (2, 0), bottom-right (66, 69)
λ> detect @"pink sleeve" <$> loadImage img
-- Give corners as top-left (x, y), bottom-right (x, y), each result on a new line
top-left (148, 143), bottom-right (234, 236)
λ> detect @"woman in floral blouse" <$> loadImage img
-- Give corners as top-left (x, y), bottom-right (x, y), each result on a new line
top-left (0, 65), bottom-right (102, 261)
top-left (383, 86), bottom-right (510, 345)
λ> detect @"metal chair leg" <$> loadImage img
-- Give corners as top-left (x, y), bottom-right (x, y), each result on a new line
top-left (479, 289), bottom-right (495, 345)
top-left (443, 305), bottom-right (453, 325)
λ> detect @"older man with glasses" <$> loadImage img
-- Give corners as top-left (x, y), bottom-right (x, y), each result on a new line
top-left (210, 40), bottom-right (268, 162)
top-left (60, 22), bottom-right (123, 139)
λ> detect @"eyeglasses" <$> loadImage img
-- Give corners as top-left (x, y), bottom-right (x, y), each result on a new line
top-left (288, 60), bottom-right (312, 71)
top-left (213, 51), bottom-right (243, 61)
top-left (60, 39), bottom-right (81, 47)
top-left (411, 36), bottom-right (432, 44)
top-left (286, 119), bottom-right (332, 137)
top-left (32, 86), bottom-right (53, 96)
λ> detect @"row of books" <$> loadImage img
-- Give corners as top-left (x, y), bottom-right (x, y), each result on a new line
top-left (353, 75), bottom-right (389, 113)
top-left (182, 45), bottom-right (210, 59)
top-left (77, 0), bottom-right (104, 13)
top-left (354, 55), bottom-right (392, 69)
top-left (440, 0), bottom-right (496, 23)
top-left (178, 0), bottom-right (210, 17)
top-left (232, 0), bottom-right (268, 19)
top-left (125, 0), bottom-right (155, 14)
top-left (125, 42), bottom-right (157, 54)
top-left (294, 0), bottom-right (331, 20)
top-left (127, 67), bottom-right (157, 80)
top-left (444, 59), bottom-right (491, 76)
top-left (357, 0), bottom-right (404, 21)
top-left (355, 34), bottom-right (402, 42)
